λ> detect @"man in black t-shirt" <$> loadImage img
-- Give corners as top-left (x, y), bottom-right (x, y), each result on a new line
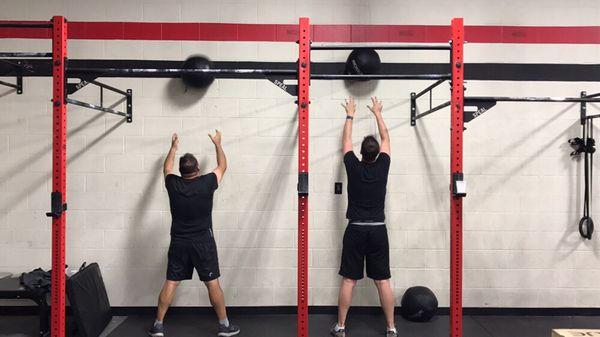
top-left (149, 132), bottom-right (240, 337)
top-left (331, 97), bottom-right (396, 337)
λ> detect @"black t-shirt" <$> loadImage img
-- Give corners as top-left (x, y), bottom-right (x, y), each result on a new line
top-left (165, 173), bottom-right (218, 241)
top-left (344, 151), bottom-right (390, 222)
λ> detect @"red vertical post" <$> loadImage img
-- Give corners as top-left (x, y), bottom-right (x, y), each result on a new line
top-left (51, 15), bottom-right (67, 337)
top-left (450, 18), bottom-right (464, 337)
top-left (297, 17), bottom-right (310, 337)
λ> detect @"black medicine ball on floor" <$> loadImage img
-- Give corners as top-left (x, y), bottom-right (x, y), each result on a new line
top-left (345, 48), bottom-right (381, 77)
top-left (400, 286), bottom-right (438, 322)
top-left (181, 55), bottom-right (215, 89)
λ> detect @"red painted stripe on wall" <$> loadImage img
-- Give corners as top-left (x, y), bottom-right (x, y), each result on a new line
top-left (1, 21), bottom-right (600, 44)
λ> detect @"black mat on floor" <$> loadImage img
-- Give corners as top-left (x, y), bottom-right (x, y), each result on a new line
top-left (2, 314), bottom-right (600, 337)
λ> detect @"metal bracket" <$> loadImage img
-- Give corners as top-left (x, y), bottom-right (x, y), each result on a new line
top-left (581, 91), bottom-right (587, 125)
top-left (46, 192), bottom-right (67, 219)
top-left (409, 79), bottom-right (448, 126)
top-left (66, 76), bottom-right (99, 95)
top-left (0, 73), bottom-right (22, 94)
top-left (0, 60), bottom-right (31, 94)
top-left (464, 98), bottom-right (497, 123)
top-left (297, 172), bottom-right (309, 196)
top-left (66, 79), bottom-right (133, 123)
top-left (267, 76), bottom-right (298, 96)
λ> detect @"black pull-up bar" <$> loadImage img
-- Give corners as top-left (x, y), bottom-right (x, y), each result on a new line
top-left (310, 43), bottom-right (451, 51)
top-left (466, 96), bottom-right (600, 103)
top-left (0, 22), bottom-right (52, 28)
top-left (312, 73), bottom-right (451, 80)
top-left (0, 52), bottom-right (52, 58)
top-left (67, 68), bottom-right (298, 75)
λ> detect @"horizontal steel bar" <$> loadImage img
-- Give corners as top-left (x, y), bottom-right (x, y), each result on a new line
top-left (413, 79), bottom-right (447, 100)
top-left (0, 80), bottom-right (19, 89)
top-left (66, 98), bottom-right (128, 118)
top-left (415, 101), bottom-right (451, 120)
top-left (586, 113), bottom-right (600, 120)
top-left (0, 23), bottom-right (52, 28)
top-left (466, 96), bottom-right (600, 103)
top-left (311, 74), bottom-right (451, 80)
top-left (585, 92), bottom-right (600, 99)
top-left (68, 68), bottom-right (297, 75)
top-left (0, 52), bottom-right (52, 58)
top-left (89, 80), bottom-right (129, 96)
top-left (311, 43), bottom-right (451, 51)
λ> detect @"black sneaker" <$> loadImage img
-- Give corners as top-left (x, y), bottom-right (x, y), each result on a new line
top-left (330, 323), bottom-right (345, 337)
top-left (148, 322), bottom-right (165, 337)
top-left (218, 323), bottom-right (240, 337)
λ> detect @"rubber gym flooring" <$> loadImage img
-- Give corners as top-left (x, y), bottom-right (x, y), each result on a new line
top-left (2, 313), bottom-right (600, 337)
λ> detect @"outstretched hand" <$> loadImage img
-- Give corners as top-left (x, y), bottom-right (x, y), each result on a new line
top-left (341, 97), bottom-right (356, 117)
top-left (171, 133), bottom-right (179, 150)
top-left (208, 129), bottom-right (222, 146)
top-left (367, 96), bottom-right (383, 115)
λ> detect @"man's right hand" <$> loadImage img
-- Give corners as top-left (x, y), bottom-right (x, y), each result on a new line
top-left (341, 97), bottom-right (356, 117)
top-left (208, 129), bottom-right (222, 146)
top-left (367, 96), bottom-right (383, 116)
top-left (171, 133), bottom-right (179, 150)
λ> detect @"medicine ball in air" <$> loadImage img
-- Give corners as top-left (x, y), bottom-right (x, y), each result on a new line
top-left (400, 286), bottom-right (438, 322)
top-left (181, 55), bottom-right (215, 89)
top-left (345, 48), bottom-right (381, 77)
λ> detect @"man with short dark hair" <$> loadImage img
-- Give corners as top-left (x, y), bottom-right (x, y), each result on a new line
top-left (331, 97), bottom-right (396, 337)
top-left (149, 131), bottom-right (240, 337)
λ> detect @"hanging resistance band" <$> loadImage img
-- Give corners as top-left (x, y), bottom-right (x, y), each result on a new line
top-left (569, 118), bottom-right (595, 239)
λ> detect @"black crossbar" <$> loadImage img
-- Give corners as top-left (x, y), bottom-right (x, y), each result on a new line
top-left (68, 68), bottom-right (297, 76)
top-left (88, 80), bottom-right (130, 96)
top-left (467, 96), bottom-right (600, 103)
top-left (66, 98), bottom-right (128, 118)
top-left (311, 74), bottom-right (451, 80)
top-left (413, 79), bottom-right (447, 100)
top-left (310, 43), bottom-right (451, 51)
top-left (0, 52), bottom-right (52, 58)
top-left (586, 92), bottom-right (600, 99)
top-left (0, 23), bottom-right (52, 28)
top-left (0, 80), bottom-right (19, 90)
top-left (415, 101), bottom-right (451, 120)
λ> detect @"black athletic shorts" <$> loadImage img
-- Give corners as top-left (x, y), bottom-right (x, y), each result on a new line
top-left (339, 224), bottom-right (391, 280)
top-left (167, 230), bottom-right (220, 282)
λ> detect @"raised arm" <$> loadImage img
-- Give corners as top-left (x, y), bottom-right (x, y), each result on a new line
top-left (163, 133), bottom-right (178, 176)
top-left (341, 97), bottom-right (356, 154)
top-left (208, 130), bottom-right (227, 184)
top-left (367, 96), bottom-right (390, 155)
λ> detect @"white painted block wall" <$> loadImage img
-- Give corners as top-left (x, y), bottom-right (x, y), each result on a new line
top-left (0, 0), bottom-right (600, 307)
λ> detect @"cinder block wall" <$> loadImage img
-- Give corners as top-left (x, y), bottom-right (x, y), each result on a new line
top-left (1, 0), bottom-right (599, 307)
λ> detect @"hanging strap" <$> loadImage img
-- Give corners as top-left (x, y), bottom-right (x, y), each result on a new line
top-left (579, 119), bottom-right (594, 240)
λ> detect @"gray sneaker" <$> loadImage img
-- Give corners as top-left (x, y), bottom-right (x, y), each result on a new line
top-left (386, 328), bottom-right (398, 337)
top-left (218, 323), bottom-right (240, 337)
top-left (148, 322), bottom-right (164, 337)
top-left (330, 324), bottom-right (345, 337)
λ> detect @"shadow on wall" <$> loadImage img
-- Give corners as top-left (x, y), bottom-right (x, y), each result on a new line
top-left (414, 119), bottom-right (444, 196)
top-left (222, 113), bottom-right (298, 292)
top-left (343, 80), bottom-right (378, 97)
top-left (463, 105), bottom-right (594, 255)
top-left (0, 101), bottom-right (126, 214)
top-left (0, 88), bottom-right (17, 99)
top-left (122, 156), bottom-right (167, 304)
top-left (164, 78), bottom-right (208, 109)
